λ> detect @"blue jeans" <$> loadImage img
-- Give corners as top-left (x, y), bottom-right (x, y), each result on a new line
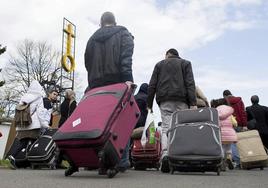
top-left (118, 140), bottom-right (130, 168)
top-left (231, 143), bottom-right (240, 165)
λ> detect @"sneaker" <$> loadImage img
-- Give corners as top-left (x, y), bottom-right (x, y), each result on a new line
top-left (117, 161), bottom-right (130, 173)
top-left (160, 156), bottom-right (170, 173)
top-left (226, 154), bottom-right (234, 170)
top-left (226, 158), bottom-right (234, 170)
top-left (7, 155), bottom-right (17, 170)
top-left (64, 166), bottom-right (78, 176)
top-left (220, 162), bottom-right (226, 172)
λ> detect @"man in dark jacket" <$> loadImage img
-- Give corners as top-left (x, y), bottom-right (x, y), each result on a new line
top-left (246, 95), bottom-right (268, 149)
top-left (147, 48), bottom-right (196, 173)
top-left (79, 12), bottom-right (134, 176)
top-left (134, 83), bottom-right (149, 129)
top-left (84, 11), bottom-right (134, 90)
top-left (223, 90), bottom-right (247, 132)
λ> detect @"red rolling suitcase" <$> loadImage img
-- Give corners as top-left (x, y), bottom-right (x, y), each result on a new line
top-left (131, 130), bottom-right (161, 170)
top-left (53, 83), bottom-right (140, 178)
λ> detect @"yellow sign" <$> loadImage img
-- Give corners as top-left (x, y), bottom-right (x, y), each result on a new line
top-left (62, 24), bottom-right (75, 72)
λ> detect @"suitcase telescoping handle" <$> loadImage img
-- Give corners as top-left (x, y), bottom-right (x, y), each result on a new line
top-left (127, 84), bottom-right (137, 101)
top-left (122, 84), bottom-right (137, 109)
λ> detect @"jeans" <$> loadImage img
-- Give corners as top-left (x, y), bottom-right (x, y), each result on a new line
top-left (231, 143), bottom-right (240, 165)
top-left (118, 140), bottom-right (130, 168)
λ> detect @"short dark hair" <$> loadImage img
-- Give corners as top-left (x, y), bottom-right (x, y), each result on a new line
top-left (166, 48), bottom-right (179, 56)
top-left (100, 12), bottom-right (116, 27)
top-left (47, 86), bottom-right (59, 95)
top-left (223, 90), bottom-right (232, 97)
top-left (251, 95), bottom-right (259, 104)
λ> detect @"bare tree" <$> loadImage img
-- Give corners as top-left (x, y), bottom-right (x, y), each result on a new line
top-left (0, 84), bottom-right (18, 118)
top-left (0, 39), bottom-right (61, 117)
top-left (0, 44), bottom-right (6, 87)
top-left (5, 39), bottom-right (61, 91)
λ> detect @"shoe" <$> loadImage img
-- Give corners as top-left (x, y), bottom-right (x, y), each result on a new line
top-left (220, 162), bottom-right (226, 171)
top-left (117, 161), bottom-right (130, 173)
top-left (64, 166), bottom-right (78, 176)
top-left (98, 168), bottom-right (107, 175)
top-left (160, 156), bottom-right (170, 173)
top-left (226, 154), bottom-right (234, 170)
top-left (226, 159), bottom-right (234, 170)
top-left (117, 166), bottom-right (129, 173)
top-left (7, 155), bottom-right (17, 170)
top-left (233, 162), bottom-right (241, 169)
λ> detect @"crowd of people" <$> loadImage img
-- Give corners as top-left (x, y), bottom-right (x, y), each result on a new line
top-left (4, 11), bottom-right (268, 175)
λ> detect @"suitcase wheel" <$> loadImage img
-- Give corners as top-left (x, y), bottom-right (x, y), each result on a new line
top-left (31, 164), bottom-right (37, 170)
top-left (156, 163), bottom-right (160, 171)
top-left (217, 167), bottom-right (221, 176)
top-left (107, 168), bottom-right (118, 178)
top-left (170, 166), bottom-right (174, 175)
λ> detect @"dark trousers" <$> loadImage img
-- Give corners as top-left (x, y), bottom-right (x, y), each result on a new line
top-left (260, 134), bottom-right (268, 151)
top-left (8, 138), bottom-right (35, 158)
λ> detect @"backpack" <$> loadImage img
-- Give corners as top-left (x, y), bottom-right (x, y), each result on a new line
top-left (14, 103), bottom-right (36, 128)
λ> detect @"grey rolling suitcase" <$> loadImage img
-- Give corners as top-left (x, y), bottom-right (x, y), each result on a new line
top-left (167, 107), bottom-right (223, 175)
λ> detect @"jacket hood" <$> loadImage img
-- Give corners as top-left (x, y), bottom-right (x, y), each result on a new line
top-left (227, 96), bottom-right (242, 105)
top-left (92, 26), bottom-right (126, 43)
top-left (217, 105), bottom-right (234, 120)
top-left (20, 80), bottom-right (45, 104)
top-left (138, 83), bottom-right (148, 94)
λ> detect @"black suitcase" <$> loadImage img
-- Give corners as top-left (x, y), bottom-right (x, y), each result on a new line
top-left (27, 129), bottom-right (58, 169)
top-left (6, 138), bottom-right (34, 168)
top-left (168, 107), bottom-right (223, 175)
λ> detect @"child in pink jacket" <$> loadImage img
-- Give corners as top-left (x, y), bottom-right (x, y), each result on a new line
top-left (216, 105), bottom-right (238, 170)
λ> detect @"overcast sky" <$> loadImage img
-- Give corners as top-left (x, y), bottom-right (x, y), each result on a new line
top-left (1, 0), bottom-right (268, 120)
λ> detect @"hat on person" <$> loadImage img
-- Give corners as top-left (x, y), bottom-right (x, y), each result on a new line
top-left (139, 83), bottom-right (149, 94)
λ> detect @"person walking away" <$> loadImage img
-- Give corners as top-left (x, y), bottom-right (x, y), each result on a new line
top-left (246, 95), bottom-right (268, 150)
top-left (147, 48), bottom-right (196, 173)
top-left (7, 80), bottom-right (50, 169)
top-left (215, 103), bottom-right (237, 170)
top-left (80, 11), bottom-right (134, 175)
top-left (134, 83), bottom-right (149, 129)
top-left (196, 85), bottom-right (209, 108)
top-left (223, 90), bottom-right (247, 132)
top-left (58, 89), bottom-right (77, 127)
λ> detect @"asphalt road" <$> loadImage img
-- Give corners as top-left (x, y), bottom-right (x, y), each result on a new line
top-left (0, 167), bottom-right (267, 188)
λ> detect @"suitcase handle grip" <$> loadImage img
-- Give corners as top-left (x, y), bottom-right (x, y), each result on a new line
top-left (128, 84), bottom-right (137, 101)
top-left (121, 84), bottom-right (137, 109)
top-left (126, 84), bottom-right (137, 101)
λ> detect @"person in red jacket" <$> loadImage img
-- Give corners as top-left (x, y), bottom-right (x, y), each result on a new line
top-left (223, 90), bottom-right (247, 132)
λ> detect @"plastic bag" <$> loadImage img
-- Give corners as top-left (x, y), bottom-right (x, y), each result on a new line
top-left (141, 110), bottom-right (156, 147)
